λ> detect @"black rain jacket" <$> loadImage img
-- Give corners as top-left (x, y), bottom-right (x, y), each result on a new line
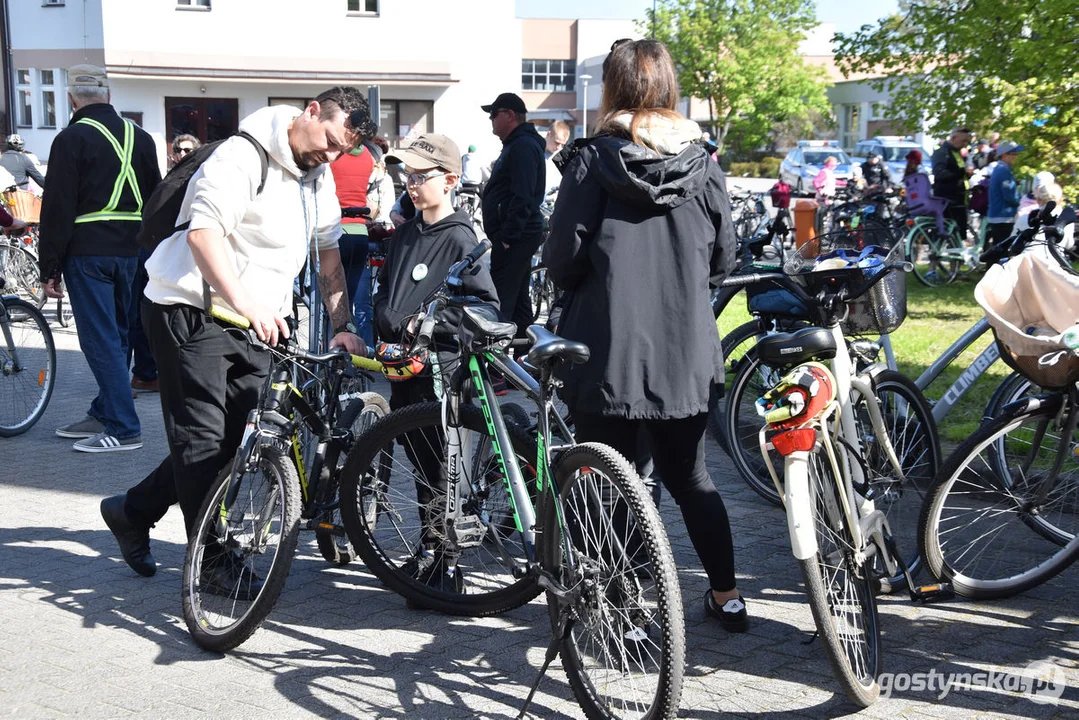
top-left (543, 133), bottom-right (736, 419)
top-left (931, 142), bottom-right (967, 203)
top-left (480, 122), bottom-right (545, 245)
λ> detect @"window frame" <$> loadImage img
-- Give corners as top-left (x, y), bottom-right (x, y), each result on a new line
top-left (346, 0), bottom-right (379, 16)
top-left (38, 69), bottom-right (56, 129)
top-left (521, 58), bottom-right (576, 93)
top-left (15, 69), bottom-right (32, 129)
top-left (176, 0), bottom-right (211, 10)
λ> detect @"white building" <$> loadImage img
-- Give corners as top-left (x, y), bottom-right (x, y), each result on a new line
top-left (2, 0), bottom-right (522, 170)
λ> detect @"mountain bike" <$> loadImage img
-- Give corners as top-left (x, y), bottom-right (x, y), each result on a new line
top-left (733, 245), bottom-right (952, 707)
top-left (180, 306), bottom-right (388, 652)
top-left (338, 240), bottom-right (685, 720)
top-left (0, 275), bottom-right (56, 436)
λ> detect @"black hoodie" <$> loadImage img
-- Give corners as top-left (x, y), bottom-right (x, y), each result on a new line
top-left (544, 130), bottom-right (736, 419)
top-left (480, 122), bottom-right (546, 245)
top-left (373, 208), bottom-right (499, 349)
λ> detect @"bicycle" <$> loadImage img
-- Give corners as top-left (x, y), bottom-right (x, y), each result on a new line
top-left (180, 305), bottom-right (388, 652)
top-left (337, 240), bottom-right (685, 720)
top-left (919, 204), bottom-right (1079, 599)
top-left (0, 275), bottom-right (56, 436)
top-left (734, 244), bottom-right (952, 707)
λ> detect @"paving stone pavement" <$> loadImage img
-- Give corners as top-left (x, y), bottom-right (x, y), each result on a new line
top-left (2, 316), bottom-right (1078, 719)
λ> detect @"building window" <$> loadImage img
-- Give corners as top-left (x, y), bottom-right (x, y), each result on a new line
top-left (39, 69), bottom-right (56, 128)
top-left (176, 0), bottom-right (211, 9)
top-left (15, 70), bottom-right (31, 128)
top-left (165, 97), bottom-right (238, 145)
top-left (521, 60), bottom-right (575, 92)
top-left (347, 0), bottom-right (378, 14)
top-left (42, 0), bottom-right (65, 6)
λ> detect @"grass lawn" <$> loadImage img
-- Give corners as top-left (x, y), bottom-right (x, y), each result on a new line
top-left (715, 269), bottom-right (1012, 446)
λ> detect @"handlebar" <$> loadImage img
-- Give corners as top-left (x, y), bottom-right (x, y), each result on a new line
top-left (978, 201), bottom-right (1059, 266)
top-left (208, 304), bottom-right (383, 371)
top-left (341, 206), bottom-right (371, 219)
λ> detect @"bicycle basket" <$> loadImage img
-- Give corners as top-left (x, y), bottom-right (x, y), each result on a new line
top-left (784, 226), bottom-right (901, 276)
top-left (788, 240), bottom-right (908, 336)
top-left (1, 190), bottom-right (40, 223)
top-left (975, 247), bottom-right (1079, 389)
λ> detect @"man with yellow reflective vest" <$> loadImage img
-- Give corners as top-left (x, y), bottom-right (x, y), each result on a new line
top-left (38, 64), bottom-right (161, 453)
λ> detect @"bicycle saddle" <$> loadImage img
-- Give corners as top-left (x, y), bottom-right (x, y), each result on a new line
top-left (756, 326), bottom-right (837, 368)
top-left (525, 325), bottom-right (590, 367)
top-left (459, 303), bottom-right (517, 352)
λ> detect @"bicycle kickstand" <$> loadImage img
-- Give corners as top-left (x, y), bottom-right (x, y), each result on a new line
top-left (517, 613), bottom-right (575, 719)
top-left (883, 535), bottom-right (955, 603)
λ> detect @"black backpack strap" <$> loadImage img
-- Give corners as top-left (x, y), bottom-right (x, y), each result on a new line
top-left (236, 131), bottom-right (269, 194)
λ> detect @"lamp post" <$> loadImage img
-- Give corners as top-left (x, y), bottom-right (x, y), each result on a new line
top-left (580, 74), bottom-right (592, 139)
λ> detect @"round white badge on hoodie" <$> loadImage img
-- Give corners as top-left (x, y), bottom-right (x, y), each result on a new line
top-left (412, 263), bottom-right (428, 281)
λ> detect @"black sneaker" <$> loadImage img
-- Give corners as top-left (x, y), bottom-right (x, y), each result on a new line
top-left (704, 590), bottom-right (749, 633)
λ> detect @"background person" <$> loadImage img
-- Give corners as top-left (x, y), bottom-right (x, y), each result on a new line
top-left (0, 134), bottom-right (46, 191)
top-left (985, 141), bottom-right (1023, 244)
top-left (168, 134), bottom-right (200, 169)
top-left (544, 38), bottom-right (746, 635)
top-left (543, 120), bottom-right (570, 195)
top-left (329, 139), bottom-right (375, 333)
top-left (479, 92), bottom-right (545, 341)
top-left (38, 64), bottom-right (161, 453)
top-left (813, 156), bottom-right (838, 206)
top-left (931, 127), bottom-right (973, 240)
top-left (903, 149), bottom-right (923, 179)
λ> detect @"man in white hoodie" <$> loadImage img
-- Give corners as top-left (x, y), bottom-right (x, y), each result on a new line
top-left (100, 87), bottom-right (374, 582)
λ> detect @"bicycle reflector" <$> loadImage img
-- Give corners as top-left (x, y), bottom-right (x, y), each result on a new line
top-left (375, 342), bottom-right (428, 381)
top-left (756, 361), bottom-right (836, 430)
top-left (769, 427), bottom-right (817, 456)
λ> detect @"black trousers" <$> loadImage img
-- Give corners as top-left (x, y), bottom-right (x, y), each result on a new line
top-left (573, 412), bottom-right (737, 592)
top-left (125, 300), bottom-right (270, 535)
top-left (987, 221), bottom-right (1014, 246)
top-left (490, 232), bottom-right (544, 338)
top-left (945, 199), bottom-right (968, 241)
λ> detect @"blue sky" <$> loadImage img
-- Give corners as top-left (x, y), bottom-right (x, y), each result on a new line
top-left (514, 0), bottom-right (900, 36)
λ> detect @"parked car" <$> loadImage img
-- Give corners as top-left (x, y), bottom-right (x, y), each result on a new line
top-left (850, 136), bottom-right (932, 185)
top-left (778, 141), bottom-right (861, 197)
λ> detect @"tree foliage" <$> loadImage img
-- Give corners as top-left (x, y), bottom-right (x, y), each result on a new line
top-left (644, 0), bottom-right (833, 157)
top-left (835, 0), bottom-right (1079, 199)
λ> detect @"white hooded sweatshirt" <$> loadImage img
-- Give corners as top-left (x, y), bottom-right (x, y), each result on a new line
top-left (145, 105), bottom-right (342, 316)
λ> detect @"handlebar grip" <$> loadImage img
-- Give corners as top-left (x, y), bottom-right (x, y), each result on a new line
top-left (209, 304), bottom-right (251, 329)
top-left (350, 353), bottom-right (384, 372)
top-left (464, 238), bottom-right (493, 266)
top-left (341, 206), bottom-right (371, 219)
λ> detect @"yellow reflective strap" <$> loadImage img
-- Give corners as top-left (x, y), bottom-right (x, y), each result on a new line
top-left (73, 211), bottom-right (143, 223)
top-left (75, 117), bottom-right (143, 217)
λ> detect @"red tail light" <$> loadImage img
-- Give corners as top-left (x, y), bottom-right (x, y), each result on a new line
top-left (771, 427), bottom-right (817, 456)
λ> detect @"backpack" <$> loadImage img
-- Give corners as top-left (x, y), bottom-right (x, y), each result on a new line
top-left (136, 131), bottom-right (268, 250)
top-left (969, 178), bottom-right (990, 216)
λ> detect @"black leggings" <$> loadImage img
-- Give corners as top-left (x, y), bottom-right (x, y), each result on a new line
top-left (573, 412), bottom-right (738, 592)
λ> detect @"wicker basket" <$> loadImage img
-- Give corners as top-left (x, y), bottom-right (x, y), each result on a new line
top-left (2, 190), bottom-right (41, 223)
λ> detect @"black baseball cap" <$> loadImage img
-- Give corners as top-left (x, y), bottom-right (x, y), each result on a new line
top-left (481, 92), bottom-right (527, 115)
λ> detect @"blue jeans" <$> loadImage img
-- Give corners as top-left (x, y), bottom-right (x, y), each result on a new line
top-left (64, 255), bottom-right (141, 439)
top-left (127, 248), bottom-right (157, 381)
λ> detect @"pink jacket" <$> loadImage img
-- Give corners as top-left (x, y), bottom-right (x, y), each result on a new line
top-left (813, 167), bottom-right (836, 202)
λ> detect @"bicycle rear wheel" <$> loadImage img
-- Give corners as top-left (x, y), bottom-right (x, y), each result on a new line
top-left (919, 395), bottom-right (1079, 599)
top-left (182, 448), bottom-right (302, 652)
top-left (543, 443), bottom-right (685, 720)
top-left (0, 298), bottom-right (55, 437)
top-left (800, 451), bottom-right (882, 707)
top-left (3, 245), bottom-right (46, 308)
top-left (907, 225), bottom-right (960, 287)
top-left (339, 401), bottom-right (542, 616)
top-left (316, 391), bottom-right (390, 566)
top-left (723, 349), bottom-right (785, 505)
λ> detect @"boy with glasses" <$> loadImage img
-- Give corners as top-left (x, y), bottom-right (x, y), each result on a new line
top-left (373, 133), bottom-right (499, 599)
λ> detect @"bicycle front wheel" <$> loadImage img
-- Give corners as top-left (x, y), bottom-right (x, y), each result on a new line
top-left (919, 395), bottom-right (1079, 599)
top-left (339, 401), bottom-right (542, 616)
top-left (723, 349), bottom-right (785, 506)
top-left (182, 448), bottom-right (303, 652)
top-left (3, 246), bottom-right (46, 308)
top-left (543, 443), bottom-right (685, 720)
top-left (0, 298), bottom-right (56, 437)
top-left (800, 451), bottom-right (882, 707)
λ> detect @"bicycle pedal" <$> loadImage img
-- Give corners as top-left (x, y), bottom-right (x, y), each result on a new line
top-left (451, 515), bottom-right (487, 548)
top-left (308, 520), bottom-right (346, 537)
top-left (911, 582), bottom-right (955, 603)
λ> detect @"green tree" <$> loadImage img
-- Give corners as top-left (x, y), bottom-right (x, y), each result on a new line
top-left (835, 0), bottom-right (1079, 199)
top-left (644, 0), bottom-right (833, 157)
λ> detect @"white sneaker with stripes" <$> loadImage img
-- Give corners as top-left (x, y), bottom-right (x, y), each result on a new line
top-left (72, 432), bottom-right (142, 453)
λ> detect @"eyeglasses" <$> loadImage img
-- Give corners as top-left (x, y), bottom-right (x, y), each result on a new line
top-left (406, 170), bottom-right (446, 186)
top-left (176, 146), bottom-right (194, 156)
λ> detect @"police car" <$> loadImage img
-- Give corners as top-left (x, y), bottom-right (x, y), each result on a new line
top-left (778, 141), bottom-right (860, 196)
top-left (850, 136), bottom-right (931, 185)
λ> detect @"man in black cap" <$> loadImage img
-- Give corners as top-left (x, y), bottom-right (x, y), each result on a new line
top-left (479, 92), bottom-right (545, 345)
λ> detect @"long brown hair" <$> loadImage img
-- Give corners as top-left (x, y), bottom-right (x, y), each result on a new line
top-left (596, 39), bottom-right (683, 149)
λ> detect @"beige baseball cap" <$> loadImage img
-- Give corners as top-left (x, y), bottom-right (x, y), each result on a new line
top-left (386, 134), bottom-right (462, 175)
top-left (68, 64), bottom-right (108, 88)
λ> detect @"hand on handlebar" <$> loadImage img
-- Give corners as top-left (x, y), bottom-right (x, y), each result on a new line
top-left (2, 218), bottom-right (27, 237)
top-left (330, 331), bottom-right (367, 356)
top-left (235, 301), bottom-right (290, 347)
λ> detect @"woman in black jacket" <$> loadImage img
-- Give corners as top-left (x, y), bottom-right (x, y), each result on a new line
top-left (544, 39), bottom-right (746, 632)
